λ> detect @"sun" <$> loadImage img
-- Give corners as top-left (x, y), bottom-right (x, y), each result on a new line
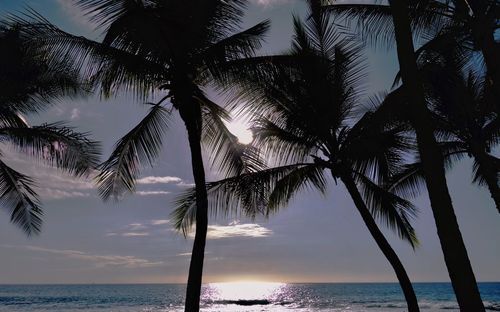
top-left (224, 118), bottom-right (254, 145)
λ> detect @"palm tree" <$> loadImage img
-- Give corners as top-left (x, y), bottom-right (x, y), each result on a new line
top-left (323, 0), bottom-right (499, 106)
top-left (173, 3), bottom-right (421, 310)
top-left (0, 24), bottom-right (100, 235)
top-left (359, 0), bottom-right (485, 309)
top-left (7, 1), bottom-right (269, 310)
top-left (380, 45), bottom-right (500, 213)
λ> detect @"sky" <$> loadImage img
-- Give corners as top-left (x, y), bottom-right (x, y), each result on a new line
top-left (0, 0), bottom-right (498, 284)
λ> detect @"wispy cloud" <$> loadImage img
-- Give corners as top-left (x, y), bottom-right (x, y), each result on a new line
top-left (121, 232), bottom-right (150, 237)
top-left (189, 221), bottom-right (273, 239)
top-left (136, 191), bottom-right (171, 196)
top-left (137, 176), bottom-right (182, 184)
top-left (151, 219), bottom-right (170, 225)
top-left (5, 245), bottom-right (163, 268)
top-left (106, 219), bottom-right (171, 238)
top-left (38, 189), bottom-right (90, 200)
top-left (251, 0), bottom-right (290, 7)
top-left (176, 181), bottom-right (196, 188)
top-left (128, 223), bottom-right (148, 231)
top-left (176, 252), bottom-right (192, 257)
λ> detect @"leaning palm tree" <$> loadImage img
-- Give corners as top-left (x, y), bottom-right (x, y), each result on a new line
top-left (351, 0), bottom-right (486, 309)
top-left (0, 24), bottom-right (100, 235)
top-left (174, 4), bottom-right (421, 311)
top-left (7, 1), bottom-right (269, 310)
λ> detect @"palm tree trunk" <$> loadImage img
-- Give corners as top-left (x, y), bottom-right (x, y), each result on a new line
top-left (387, 1), bottom-right (485, 310)
top-left (341, 174), bottom-right (420, 312)
top-left (181, 108), bottom-right (209, 312)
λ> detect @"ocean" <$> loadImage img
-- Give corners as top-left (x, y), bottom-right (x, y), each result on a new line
top-left (0, 282), bottom-right (498, 311)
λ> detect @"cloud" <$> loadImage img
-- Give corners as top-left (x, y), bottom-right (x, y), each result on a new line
top-left (136, 176), bottom-right (182, 184)
top-left (176, 252), bottom-right (192, 257)
top-left (128, 223), bottom-right (148, 231)
top-left (70, 108), bottom-right (81, 120)
top-left (106, 219), bottom-right (171, 238)
top-left (190, 222), bottom-right (273, 239)
top-left (176, 181), bottom-right (196, 188)
top-left (38, 189), bottom-right (90, 200)
top-left (251, 0), bottom-right (290, 6)
top-left (7, 245), bottom-right (163, 268)
top-left (121, 232), bottom-right (150, 237)
top-left (136, 191), bottom-right (171, 196)
top-left (151, 219), bottom-right (170, 225)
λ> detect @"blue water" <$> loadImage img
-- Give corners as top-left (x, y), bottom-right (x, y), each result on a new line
top-left (0, 283), bottom-right (498, 311)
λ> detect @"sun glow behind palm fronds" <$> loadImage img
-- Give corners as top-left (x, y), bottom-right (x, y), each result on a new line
top-left (224, 118), bottom-right (254, 145)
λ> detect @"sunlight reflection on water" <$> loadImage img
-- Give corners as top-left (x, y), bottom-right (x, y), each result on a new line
top-left (201, 282), bottom-right (299, 311)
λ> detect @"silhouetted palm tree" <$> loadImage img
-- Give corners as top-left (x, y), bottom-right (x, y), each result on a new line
top-left (173, 4), bottom-right (421, 310)
top-left (323, 0), bottom-right (499, 105)
top-left (7, 1), bottom-right (269, 310)
top-left (345, 0), bottom-right (485, 309)
top-left (380, 46), bottom-right (500, 213)
top-left (0, 24), bottom-right (100, 235)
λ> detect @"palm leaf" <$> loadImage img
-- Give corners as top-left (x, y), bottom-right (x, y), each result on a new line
top-left (322, 1), bottom-right (451, 48)
top-left (96, 103), bottom-right (170, 200)
top-left (199, 96), bottom-right (264, 177)
top-left (171, 163), bottom-right (318, 235)
top-left (7, 12), bottom-right (168, 99)
top-left (0, 123), bottom-right (101, 176)
top-left (353, 172), bottom-right (419, 248)
top-left (201, 20), bottom-right (271, 76)
top-left (0, 159), bottom-right (42, 236)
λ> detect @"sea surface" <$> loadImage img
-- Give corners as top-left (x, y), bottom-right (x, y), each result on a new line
top-left (0, 282), bottom-right (499, 311)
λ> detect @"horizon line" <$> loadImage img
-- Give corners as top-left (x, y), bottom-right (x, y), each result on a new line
top-left (1, 281), bottom-right (499, 286)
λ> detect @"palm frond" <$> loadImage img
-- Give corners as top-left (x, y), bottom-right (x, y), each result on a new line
top-left (353, 172), bottom-right (419, 248)
top-left (267, 164), bottom-right (328, 212)
top-left (345, 115), bottom-right (413, 184)
top-left (75, 0), bottom-right (146, 30)
top-left (472, 154), bottom-right (500, 187)
top-left (7, 12), bottom-right (168, 99)
top-left (171, 163), bottom-right (319, 235)
top-left (201, 20), bottom-right (270, 75)
top-left (0, 160), bottom-right (42, 236)
top-left (322, 0), bottom-right (451, 48)
top-left (199, 95), bottom-right (264, 176)
top-left (96, 103), bottom-right (170, 200)
top-left (0, 123), bottom-right (101, 176)
top-left (252, 117), bottom-right (318, 166)
top-left (388, 162), bottom-right (426, 199)
top-left (0, 23), bottom-right (86, 114)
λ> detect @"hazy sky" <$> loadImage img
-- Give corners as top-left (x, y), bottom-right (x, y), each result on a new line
top-left (0, 0), bottom-right (498, 284)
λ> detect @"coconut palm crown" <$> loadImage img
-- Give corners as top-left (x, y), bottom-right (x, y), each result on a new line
top-left (0, 24), bottom-right (100, 236)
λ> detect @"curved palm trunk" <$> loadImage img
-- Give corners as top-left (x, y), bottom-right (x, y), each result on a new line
top-left (341, 175), bottom-right (420, 312)
top-left (388, 1), bottom-right (485, 310)
top-left (181, 108), bottom-right (209, 312)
